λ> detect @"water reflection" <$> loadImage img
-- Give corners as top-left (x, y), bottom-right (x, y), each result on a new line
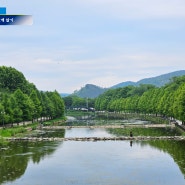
top-left (130, 140), bottom-right (133, 147)
top-left (2, 140), bottom-right (185, 185)
top-left (65, 128), bottom-right (113, 137)
top-left (66, 115), bottom-right (150, 126)
top-left (0, 141), bottom-right (63, 184)
top-left (146, 140), bottom-right (185, 179)
top-left (0, 127), bottom-right (185, 185)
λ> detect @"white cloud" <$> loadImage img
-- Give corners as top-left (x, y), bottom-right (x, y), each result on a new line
top-left (78, 0), bottom-right (185, 19)
top-left (1, 50), bottom-right (184, 93)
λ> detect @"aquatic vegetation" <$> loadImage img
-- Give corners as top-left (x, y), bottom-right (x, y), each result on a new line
top-left (108, 127), bottom-right (183, 137)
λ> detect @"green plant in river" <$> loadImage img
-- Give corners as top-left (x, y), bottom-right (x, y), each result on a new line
top-left (42, 116), bottom-right (66, 126)
top-left (108, 127), bottom-right (183, 137)
top-left (66, 110), bottom-right (94, 117)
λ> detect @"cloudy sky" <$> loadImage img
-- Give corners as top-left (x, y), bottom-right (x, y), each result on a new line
top-left (0, 0), bottom-right (185, 93)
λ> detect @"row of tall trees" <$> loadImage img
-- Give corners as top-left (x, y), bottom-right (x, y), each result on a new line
top-left (95, 76), bottom-right (185, 124)
top-left (0, 66), bottom-right (65, 126)
top-left (63, 95), bottom-right (95, 109)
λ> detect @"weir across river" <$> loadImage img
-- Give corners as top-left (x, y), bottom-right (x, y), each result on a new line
top-left (6, 136), bottom-right (185, 142)
top-left (42, 124), bottom-right (176, 129)
top-left (3, 123), bottom-right (185, 142)
top-left (5, 123), bottom-right (185, 142)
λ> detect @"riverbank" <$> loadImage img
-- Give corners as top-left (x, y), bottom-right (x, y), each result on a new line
top-left (96, 111), bottom-right (173, 124)
top-left (0, 115), bottom-right (184, 140)
top-left (0, 117), bottom-right (66, 138)
top-left (0, 123), bottom-right (38, 137)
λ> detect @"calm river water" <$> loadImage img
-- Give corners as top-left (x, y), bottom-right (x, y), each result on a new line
top-left (0, 127), bottom-right (185, 185)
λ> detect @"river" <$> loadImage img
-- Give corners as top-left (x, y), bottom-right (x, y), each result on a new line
top-left (0, 119), bottom-right (185, 185)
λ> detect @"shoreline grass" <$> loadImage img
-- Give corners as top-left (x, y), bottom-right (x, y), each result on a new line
top-left (0, 122), bottom-right (38, 137)
top-left (0, 116), bottom-right (66, 137)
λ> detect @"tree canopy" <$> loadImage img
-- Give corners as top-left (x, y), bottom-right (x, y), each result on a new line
top-left (95, 77), bottom-right (185, 124)
top-left (0, 66), bottom-right (65, 125)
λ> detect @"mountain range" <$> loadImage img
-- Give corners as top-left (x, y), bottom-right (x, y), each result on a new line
top-left (63, 70), bottom-right (185, 98)
top-left (111, 70), bottom-right (185, 88)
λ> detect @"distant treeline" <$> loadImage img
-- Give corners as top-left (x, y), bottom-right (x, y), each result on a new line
top-left (63, 95), bottom-right (95, 109)
top-left (0, 66), bottom-right (65, 125)
top-left (95, 76), bottom-right (185, 124)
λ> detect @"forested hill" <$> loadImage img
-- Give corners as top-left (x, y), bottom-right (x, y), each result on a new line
top-left (112, 70), bottom-right (185, 88)
top-left (72, 84), bottom-right (107, 98)
top-left (0, 66), bottom-right (65, 126)
top-left (71, 70), bottom-right (185, 98)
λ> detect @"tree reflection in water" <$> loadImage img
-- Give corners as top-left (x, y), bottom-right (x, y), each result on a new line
top-left (146, 140), bottom-right (185, 179)
top-left (0, 128), bottom-right (185, 184)
top-left (0, 129), bottom-right (65, 184)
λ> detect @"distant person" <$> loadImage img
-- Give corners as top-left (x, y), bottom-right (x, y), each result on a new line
top-left (130, 131), bottom-right (133, 137)
top-left (130, 141), bottom-right (133, 147)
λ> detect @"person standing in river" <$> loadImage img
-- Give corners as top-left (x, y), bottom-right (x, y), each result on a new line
top-left (130, 131), bottom-right (133, 137)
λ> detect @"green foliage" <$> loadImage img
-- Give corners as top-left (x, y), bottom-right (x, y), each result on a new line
top-left (30, 90), bottom-right (42, 120)
top-left (95, 75), bottom-right (185, 124)
top-left (63, 95), bottom-right (95, 109)
top-left (42, 116), bottom-right (66, 126)
top-left (173, 84), bottom-right (185, 123)
top-left (63, 96), bottom-right (73, 108)
top-left (0, 66), bottom-right (27, 92)
top-left (66, 110), bottom-right (93, 117)
top-left (95, 84), bottom-right (155, 111)
top-left (0, 127), bottom-right (27, 137)
top-left (0, 66), bottom-right (65, 126)
top-left (46, 91), bottom-right (65, 119)
top-left (0, 66), bottom-right (37, 94)
top-left (13, 89), bottom-right (34, 121)
top-left (108, 127), bottom-right (183, 137)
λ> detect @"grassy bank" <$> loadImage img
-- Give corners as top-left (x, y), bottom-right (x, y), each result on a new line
top-left (42, 116), bottom-right (66, 126)
top-left (0, 117), bottom-right (66, 137)
top-left (66, 110), bottom-right (95, 117)
top-left (0, 123), bottom-right (38, 137)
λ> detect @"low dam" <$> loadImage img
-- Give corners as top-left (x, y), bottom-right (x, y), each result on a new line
top-left (6, 136), bottom-right (185, 142)
top-left (4, 123), bottom-right (184, 142)
top-left (42, 124), bottom-right (175, 130)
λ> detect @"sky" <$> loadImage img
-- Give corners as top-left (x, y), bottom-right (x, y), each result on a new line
top-left (0, 0), bottom-right (185, 93)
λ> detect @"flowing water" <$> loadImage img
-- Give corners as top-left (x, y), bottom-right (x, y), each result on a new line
top-left (0, 119), bottom-right (185, 185)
